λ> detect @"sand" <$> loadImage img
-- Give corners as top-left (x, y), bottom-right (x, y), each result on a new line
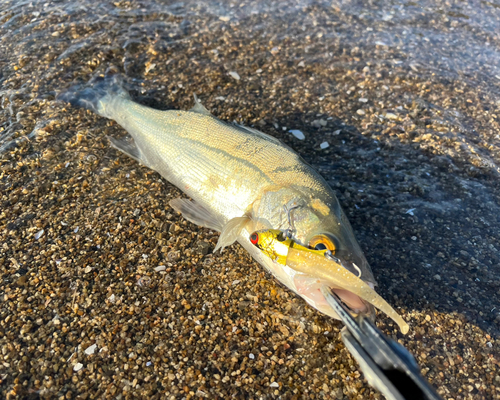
top-left (0, 0), bottom-right (499, 399)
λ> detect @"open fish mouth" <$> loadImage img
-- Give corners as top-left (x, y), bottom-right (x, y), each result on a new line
top-left (286, 245), bottom-right (408, 333)
top-left (323, 257), bottom-right (374, 315)
top-left (292, 265), bottom-right (374, 316)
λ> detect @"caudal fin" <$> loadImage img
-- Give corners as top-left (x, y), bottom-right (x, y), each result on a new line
top-left (57, 75), bottom-right (130, 119)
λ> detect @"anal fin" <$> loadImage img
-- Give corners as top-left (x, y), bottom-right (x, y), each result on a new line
top-left (169, 198), bottom-right (224, 232)
top-left (108, 135), bottom-right (149, 167)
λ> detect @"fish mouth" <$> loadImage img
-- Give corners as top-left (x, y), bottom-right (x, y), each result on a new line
top-left (289, 253), bottom-right (376, 320)
top-left (328, 257), bottom-right (375, 315)
top-left (330, 288), bottom-right (371, 314)
top-left (294, 273), bottom-right (375, 318)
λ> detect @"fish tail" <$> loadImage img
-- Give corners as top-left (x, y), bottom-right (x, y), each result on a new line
top-left (57, 75), bottom-right (130, 119)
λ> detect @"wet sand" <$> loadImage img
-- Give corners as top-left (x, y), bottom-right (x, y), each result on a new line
top-left (0, 0), bottom-right (499, 399)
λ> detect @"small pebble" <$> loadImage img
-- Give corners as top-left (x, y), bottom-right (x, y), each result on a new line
top-left (16, 275), bottom-right (28, 286)
top-left (84, 344), bottom-right (97, 355)
top-left (137, 276), bottom-right (151, 287)
top-left (311, 119), bottom-right (327, 127)
top-left (194, 241), bottom-right (210, 255)
top-left (34, 229), bottom-right (44, 240)
top-left (229, 71), bottom-right (240, 80)
top-left (320, 141), bottom-right (329, 149)
top-left (73, 363), bottom-right (83, 372)
top-left (289, 130), bottom-right (305, 140)
top-left (167, 251), bottom-right (180, 262)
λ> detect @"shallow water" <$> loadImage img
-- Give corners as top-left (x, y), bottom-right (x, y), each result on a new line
top-left (1, 0), bottom-right (499, 399)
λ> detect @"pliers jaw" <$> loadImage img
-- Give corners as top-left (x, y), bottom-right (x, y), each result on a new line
top-left (321, 287), bottom-right (443, 400)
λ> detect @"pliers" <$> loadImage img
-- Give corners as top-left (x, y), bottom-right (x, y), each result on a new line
top-left (321, 286), bottom-right (443, 400)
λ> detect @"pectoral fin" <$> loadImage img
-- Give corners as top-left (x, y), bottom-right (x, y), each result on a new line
top-left (214, 216), bottom-right (250, 253)
top-left (169, 198), bottom-right (224, 232)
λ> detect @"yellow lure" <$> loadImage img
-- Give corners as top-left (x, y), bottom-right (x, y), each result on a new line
top-left (249, 229), bottom-right (327, 265)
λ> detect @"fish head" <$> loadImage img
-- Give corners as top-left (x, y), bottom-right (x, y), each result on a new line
top-left (281, 190), bottom-right (374, 283)
top-left (251, 186), bottom-right (376, 319)
top-left (248, 228), bottom-right (412, 332)
top-left (289, 197), bottom-right (378, 316)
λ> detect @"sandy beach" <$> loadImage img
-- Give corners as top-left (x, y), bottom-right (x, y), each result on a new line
top-left (0, 0), bottom-right (499, 398)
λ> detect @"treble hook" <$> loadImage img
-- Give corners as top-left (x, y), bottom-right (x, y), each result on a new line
top-left (283, 203), bottom-right (300, 239)
top-left (325, 251), bottom-right (362, 279)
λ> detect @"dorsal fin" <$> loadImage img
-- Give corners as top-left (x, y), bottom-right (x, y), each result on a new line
top-left (234, 123), bottom-right (283, 146)
top-left (189, 94), bottom-right (212, 116)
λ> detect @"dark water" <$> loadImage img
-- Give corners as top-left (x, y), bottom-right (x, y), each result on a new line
top-left (1, 0), bottom-right (500, 398)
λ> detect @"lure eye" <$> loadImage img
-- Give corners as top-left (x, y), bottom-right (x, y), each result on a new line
top-left (250, 232), bottom-right (259, 245)
top-left (308, 234), bottom-right (337, 253)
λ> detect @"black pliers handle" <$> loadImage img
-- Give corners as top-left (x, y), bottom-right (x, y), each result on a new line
top-left (321, 287), bottom-right (443, 400)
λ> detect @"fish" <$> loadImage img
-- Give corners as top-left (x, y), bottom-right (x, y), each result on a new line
top-left (58, 75), bottom-right (392, 325)
top-left (249, 229), bottom-right (409, 334)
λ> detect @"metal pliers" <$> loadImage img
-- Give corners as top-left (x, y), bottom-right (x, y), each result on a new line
top-left (321, 287), bottom-right (443, 400)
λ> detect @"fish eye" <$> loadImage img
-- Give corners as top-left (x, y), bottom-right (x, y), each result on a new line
top-left (308, 234), bottom-right (337, 253)
top-left (314, 243), bottom-right (328, 250)
top-left (250, 232), bottom-right (259, 245)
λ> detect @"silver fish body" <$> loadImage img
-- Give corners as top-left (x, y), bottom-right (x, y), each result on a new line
top-left (60, 77), bottom-right (378, 320)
